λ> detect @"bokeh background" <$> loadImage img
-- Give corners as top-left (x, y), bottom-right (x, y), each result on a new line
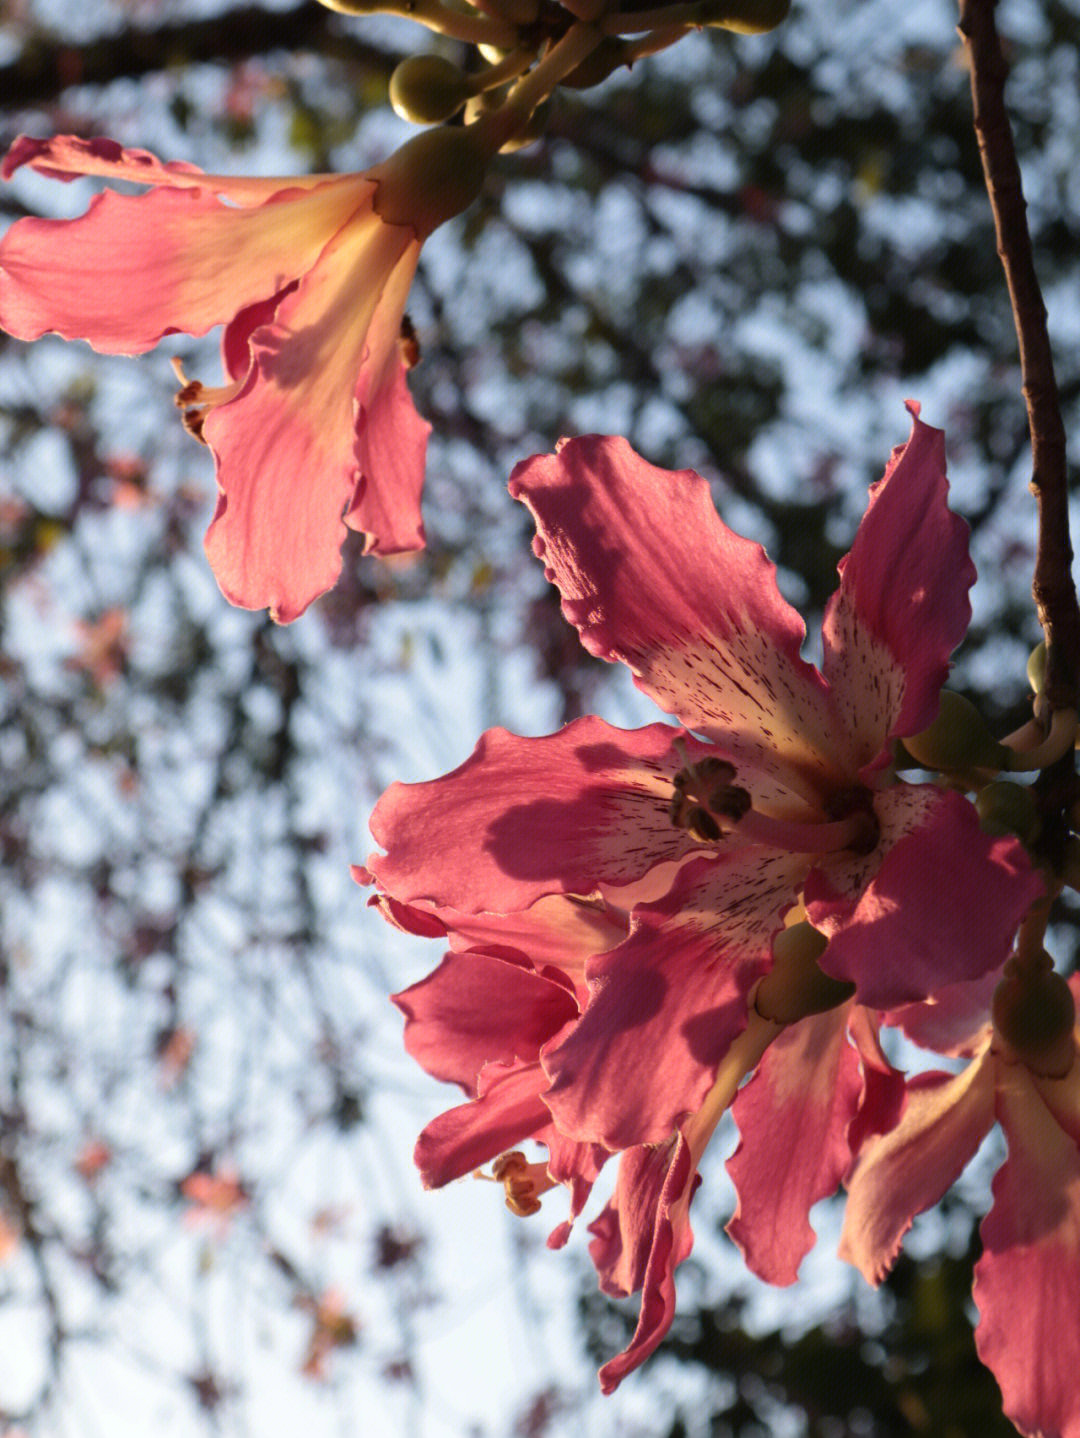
top-left (2, 0), bottom-right (1080, 1433)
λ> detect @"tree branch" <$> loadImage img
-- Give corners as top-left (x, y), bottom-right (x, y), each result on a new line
top-left (0, 1), bottom-right (391, 112)
top-left (957, 0), bottom-right (1078, 703)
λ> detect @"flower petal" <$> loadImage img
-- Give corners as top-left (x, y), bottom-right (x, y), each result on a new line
top-left (542, 849), bottom-right (804, 1148)
top-left (367, 718), bottom-right (719, 915)
top-left (839, 1053), bottom-right (995, 1285)
top-left (413, 1059), bottom-right (552, 1189)
top-left (974, 1061), bottom-right (1080, 1438)
top-left (1, 147), bottom-right (366, 353)
top-left (3, 133), bottom-right (330, 200)
top-left (509, 436), bottom-right (846, 805)
top-left (589, 1136), bottom-right (700, 1394)
top-left (545, 1131), bottom-right (609, 1244)
top-left (807, 785), bottom-right (1042, 1009)
top-left (201, 218), bottom-right (420, 621)
top-left (821, 404), bottom-right (975, 771)
top-left (884, 972), bottom-right (998, 1059)
top-left (345, 349), bottom-right (430, 556)
top-left (342, 243), bottom-right (430, 555)
top-left (367, 889), bottom-right (627, 988)
top-left (844, 1007), bottom-right (906, 1155)
top-left (726, 1004), bottom-right (862, 1285)
top-left (392, 950), bottom-right (578, 1093)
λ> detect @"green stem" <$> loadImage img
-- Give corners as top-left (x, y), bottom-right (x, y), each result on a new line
top-left (681, 1006), bottom-right (780, 1162)
top-left (468, 45), bottom-right (535, 94)
top-left (504, 21), bottom-right (604, 119)
top-left (319, 0), bottom-right (519, 49)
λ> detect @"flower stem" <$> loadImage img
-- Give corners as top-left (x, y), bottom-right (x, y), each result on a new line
top-left (319, 0), bottom-right (519, 49)
top-left (501, 21), bottom-right (604, 124)
top-left (1003, 708), bottom-right (1079, 772)
top-left (619, 26), bottom-right (693, 63)
top-left (957, 0), bottom-right (1080, 706)
top-left (468, 46), bottom-right (536, 95)
top-left (682, 1007), bottom-right (780, 1161)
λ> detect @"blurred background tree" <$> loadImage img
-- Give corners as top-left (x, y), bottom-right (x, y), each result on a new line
top-left (1, 0), bottom-right (1078, 1434)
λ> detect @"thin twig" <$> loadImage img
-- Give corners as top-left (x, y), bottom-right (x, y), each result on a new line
top-left (957, 0), bottom-right (1079, 704)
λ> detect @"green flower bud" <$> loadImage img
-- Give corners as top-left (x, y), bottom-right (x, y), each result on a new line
top-left (370, 124), bottom-right (491, 237)
top-left (1028, 640), bottom-right (1048, 696)
top-left (389, 56), bottom-right (472, 126)
top-left (993, 952), bottom-right (1076, 1077)
top-left (755, 921), bottom-right (855, 1025)
top-left (903, 691), bottom-right (1008, 773)
top-left (975, 779), bottom-right (1041, 844)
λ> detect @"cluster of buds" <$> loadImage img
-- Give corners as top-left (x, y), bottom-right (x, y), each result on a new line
top-left (324, 0), bottom-right (792, 156)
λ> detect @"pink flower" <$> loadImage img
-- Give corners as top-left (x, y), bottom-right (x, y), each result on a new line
top-left (367, 406), bottom-right (1042, 1158)
top-left (378, 890), bottom-right (626, 1246)
top-left (587, 1131), bottom-right (701, 1392)
top-left (724, 996), bottom-right (904, 1285)
top-left (0, 129), bottom-right (490, 621)
top-left (841, 976), bottom-right (1080, 1438)
top-left (376, 881), bottom-right (719, 1388)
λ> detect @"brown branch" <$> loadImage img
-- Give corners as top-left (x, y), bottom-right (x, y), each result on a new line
top-left (0, 2), bottom-right (391, 113)
top-left (957, 0), bottom-right (1078, 704)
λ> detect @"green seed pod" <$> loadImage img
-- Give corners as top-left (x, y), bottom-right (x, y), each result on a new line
top-left (755, 921), bottom-right (855, 1025)
top-left (903, 691), bottom-right (1008, 773)
top-left (1027, 640), bottom-right (1048, 696)
top-left (975, 779), bottom-right (1041, 844)
top-left (993, 952), bottom-right (1076, 1077)
top-left (389, 56), bottom-right (472, 126)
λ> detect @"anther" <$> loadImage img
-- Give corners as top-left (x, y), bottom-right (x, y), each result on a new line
top-left (476, 1151), bottom-right (556, 1217)
top-left (670, 752), bottom-right (749, 841)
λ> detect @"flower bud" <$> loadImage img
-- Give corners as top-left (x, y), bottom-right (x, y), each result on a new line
top-left (754, 921), bottom-right (855, 1025)
top-left (389, 56), bottom-right (472, 126)
top-left (1028, 640), bottom-right (1048, 696)
top-left (370, 124), bottom-right (491, 237)
top-left (975, 779), bottom-right (1041, 844)
top-left (903, 691), bottom-right (1008, 773)
top-left (993, 951), bottom-right (1076, 1078)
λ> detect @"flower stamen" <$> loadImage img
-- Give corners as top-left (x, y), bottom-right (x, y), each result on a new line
top-left (475, 1151), bottom-right (556, 1217)
top-left (670, 753), bottom-right (878, 854)
top-left (171, 358), bottom-right (243, 443)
